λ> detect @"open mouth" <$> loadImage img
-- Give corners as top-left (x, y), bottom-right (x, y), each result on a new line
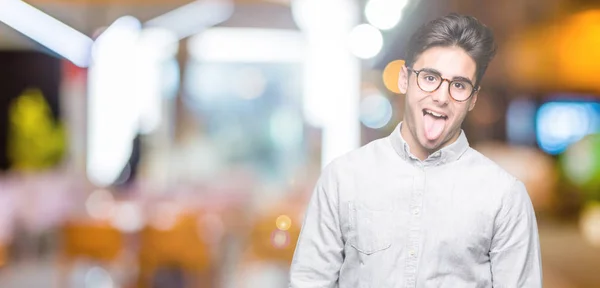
top-left (423, 109), bottom-right (448, 120)
top-left (422, 109), bottom-right (448, 141)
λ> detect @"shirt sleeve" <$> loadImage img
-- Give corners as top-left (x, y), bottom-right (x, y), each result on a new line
top-left (490, 179), bottom-right (543, 288)
top-left (289, 164), bottom-right (345, 288)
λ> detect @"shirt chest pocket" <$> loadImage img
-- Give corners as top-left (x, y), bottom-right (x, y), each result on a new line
top-left (348, 201), bottom-right (393, 255)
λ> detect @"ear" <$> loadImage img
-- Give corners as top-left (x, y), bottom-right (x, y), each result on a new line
top-left (398, 65), bottom-right (409, 94)
top-left (468, 89), bottom-right (479, 111)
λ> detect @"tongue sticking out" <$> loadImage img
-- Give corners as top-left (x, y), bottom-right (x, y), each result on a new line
top-left (423, 113), bottom-right (445, 141)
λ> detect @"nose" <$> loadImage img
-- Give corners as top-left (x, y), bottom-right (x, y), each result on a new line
top-left (431, 79), bottom-right (451, 105)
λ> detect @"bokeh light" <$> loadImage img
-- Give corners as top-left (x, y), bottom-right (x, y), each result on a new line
top-left (150, 202), bottom-right (181, 231)
top-left (536, 101), bottom-right (600, 155)
top-left (561, 134), bottom-right (600, 197)
top-left (348, 24), bottom-right (383, 59)
top-left (360, 93), bottom-right (393, 129)
top-left (275, 215), bottom-right (292, 231)
top-left (85, 189), bottom-right (115, 220)
top-left (382, 59), bottom-right (404, 94)
top-left (136, 27), bottom-right (178, 61)
top-left (365, 0), bottom-right (408, 30)
top-left (109, 201), bottom-right (144, 233)
top-left (233, 67), bottom-right (267, 100)
top-left (580, 202), bottom-right (600, 248)
top-left (270, 230), bottom-right (290, 249)
top-left (4, 2), bottom-right (600, 287)
top-left (291, 0), bottom-right (356, 32)
top-left (84, 266), bottom-right (114, 288)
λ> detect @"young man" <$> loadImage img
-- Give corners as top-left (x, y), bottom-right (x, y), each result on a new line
top-left (289, 13), bottom-right (542, 287)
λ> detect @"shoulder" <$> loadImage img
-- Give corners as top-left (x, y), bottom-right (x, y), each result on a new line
top-left (322, 136), bottom-right (393, 180)
top-left (462, 147), bottom-right (521, 188)
top-left (462, 148), bottom-right (532, 212)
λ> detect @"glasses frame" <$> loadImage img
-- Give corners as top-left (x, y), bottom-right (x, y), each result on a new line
top-left (406, 67), bottom-right (478, 102)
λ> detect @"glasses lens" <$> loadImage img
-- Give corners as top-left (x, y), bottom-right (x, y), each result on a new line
top-left (449, 80), bottom-right (474, 101)
top-left (416, 71), bottom-right (441, 92)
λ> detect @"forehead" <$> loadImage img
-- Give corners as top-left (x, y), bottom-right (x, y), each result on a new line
top-left (413, 46), bottom-right (477, 81)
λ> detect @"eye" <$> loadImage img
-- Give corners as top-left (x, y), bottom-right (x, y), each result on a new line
top-left (453, 81), bottom-right (467, 90)
top-left (421, 73), bottom-right (439, 83)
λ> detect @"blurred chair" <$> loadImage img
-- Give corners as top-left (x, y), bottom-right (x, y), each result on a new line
top-left (247, 211), bottom-right (301, 264)
top-left (232, 205), bottom-right (303, 288)
top-left (245, 189), bottom-right (308, 265)
top-left (58, 220), bottom-right (124, 287)
top-left (137, 212), bottom-right (213, 288)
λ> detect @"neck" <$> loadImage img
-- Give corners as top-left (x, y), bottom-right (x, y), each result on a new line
top-left (400, 123), bottom-right (429, 161)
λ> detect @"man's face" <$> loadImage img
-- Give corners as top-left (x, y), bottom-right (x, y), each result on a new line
top-left (398, 46), bottom-right (478, 155)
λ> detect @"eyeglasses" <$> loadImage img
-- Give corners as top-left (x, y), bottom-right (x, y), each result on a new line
top-left (406, 67), bottom-right (477, 102)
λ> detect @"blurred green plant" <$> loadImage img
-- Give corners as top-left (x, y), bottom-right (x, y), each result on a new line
top-left (559, 133), bottom-right (600, 202)
top-left (7, 88), bottom-right (67, 171)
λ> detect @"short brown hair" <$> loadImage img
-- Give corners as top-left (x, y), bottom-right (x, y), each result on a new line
top-left (404, 13), bottom-right (497, 88)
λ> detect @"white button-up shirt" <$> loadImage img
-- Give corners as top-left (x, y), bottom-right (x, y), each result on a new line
top-left (290, 123), bottom-right (542, 287)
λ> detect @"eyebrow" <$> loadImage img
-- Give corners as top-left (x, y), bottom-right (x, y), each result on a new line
top-left (419, 67), bottom-right (474, 85)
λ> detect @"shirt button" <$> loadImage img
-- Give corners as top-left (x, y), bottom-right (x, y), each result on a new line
top-left (409, 250), bottom-right (416, 257)
top-left (412, 208), bottom-right (420, 216)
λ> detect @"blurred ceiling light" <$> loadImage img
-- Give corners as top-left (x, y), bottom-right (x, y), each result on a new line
top-left (349, 24), bottom-right (383, 59)
top-left (291, 0), bottom-right (356, 32)
top-left (91, 15), bottom-right (142, 63)
top-left (0, 0), bottom-right (93, 67)
top-left (133, 28), bottom-right (178, 135)
top-left (360, 93), bottom-right (393, 129)
top-left (292, 0), bottom-right (360, 167)
top-left (145, 0), bottom-right (233, 40)
top-left (87, 16), bottom-right (142, 188)
top-left (188, 28), bottom-right (305, 63)
top-left (136, 27), bottom-right (179, 61)
top-left (87, 0), bottom-right (230, 187)
top-left (382, 59), bottom-right (404, 94)
top-left (365, 0), bottom-right (407, 30)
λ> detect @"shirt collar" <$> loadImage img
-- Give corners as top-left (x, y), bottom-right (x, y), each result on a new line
top-left (389, 122), bottom-right (469, 165)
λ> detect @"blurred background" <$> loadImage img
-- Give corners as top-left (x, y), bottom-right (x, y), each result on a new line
top-left (0, 0), bottom-right (599, 287)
